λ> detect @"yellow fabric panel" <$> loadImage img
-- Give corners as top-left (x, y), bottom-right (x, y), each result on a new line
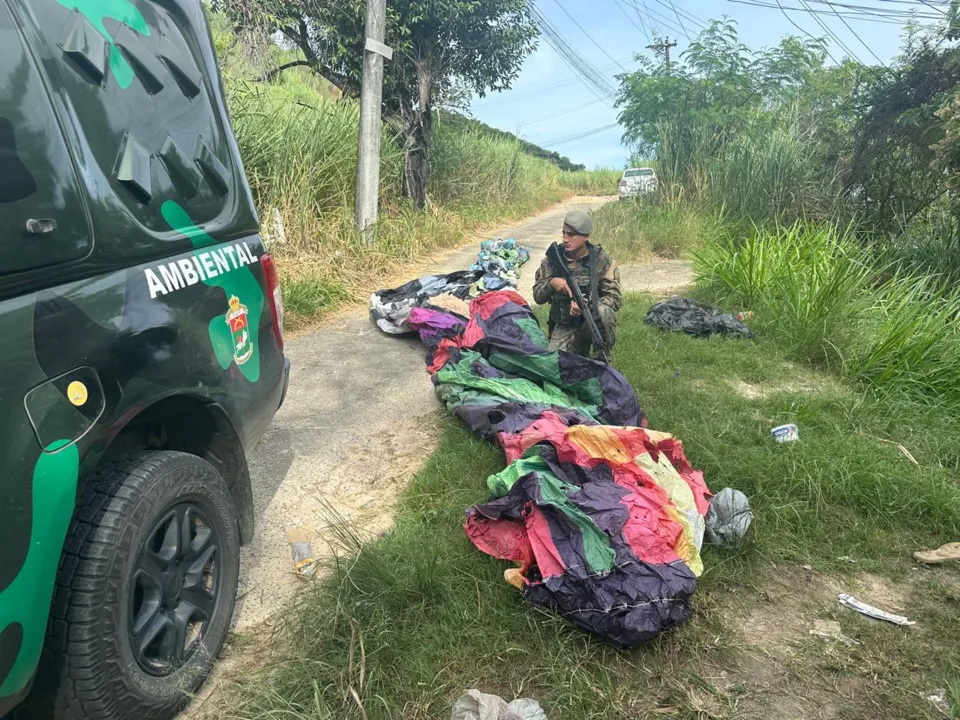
top-left (566, 425), bottom-right (632, 464)
top-left (635, 452), bottom-right (704, 576)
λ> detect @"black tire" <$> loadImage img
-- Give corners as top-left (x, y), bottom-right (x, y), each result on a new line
top-left (24, 451), bottom-right (240, 720)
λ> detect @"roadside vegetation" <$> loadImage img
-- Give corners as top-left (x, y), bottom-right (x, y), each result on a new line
top-left (210, 13), bottom-right (610, 328)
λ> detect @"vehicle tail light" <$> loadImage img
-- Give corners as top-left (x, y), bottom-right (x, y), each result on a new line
top-left (260, 252), bottom-right (284, 352)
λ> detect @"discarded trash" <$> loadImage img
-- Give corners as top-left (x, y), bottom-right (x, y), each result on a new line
top-left (837, 555), bottom-right (857, 563)
top-left (644, 297), bottom-right (754, 339)
top-left (771, 423), bottom-right (799, 443)
top-left (705, 488), bottom-right (754, 547)
top-left (286, 527), bottom-right (318, 578)
top-left (913, 542), bottom-right (960, 565)
top-left (809, 619), bottom-right (859, 646)
top-left (452, 689), bottom-right (547, 720)
top-left (736, 310), bottom-right (754, 322)
top-left (838, 593), bottom-right (915, 626)
top-left (924, 689), bottom-right (950, 717)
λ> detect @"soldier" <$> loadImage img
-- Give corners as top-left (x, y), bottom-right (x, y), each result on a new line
top-left (533, 210), bottom-right (622, 362)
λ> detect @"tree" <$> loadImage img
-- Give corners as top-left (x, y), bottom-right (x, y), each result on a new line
top-left (219, 0), bottom-right (537, 208)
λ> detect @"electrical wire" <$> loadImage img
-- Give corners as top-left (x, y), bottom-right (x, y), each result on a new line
top-left (552, 0), bottom-right (630, 71)
top-left (537, 122), bottom-right (621, 146)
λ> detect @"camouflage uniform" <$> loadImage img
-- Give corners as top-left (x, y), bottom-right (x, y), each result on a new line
top-left (532, 244), bottom-right (621, 360)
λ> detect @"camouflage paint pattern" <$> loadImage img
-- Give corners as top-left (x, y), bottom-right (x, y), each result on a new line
top-left (0, 0), bottom-right (285, 712)
top-left (0, 442), bottom-right (79, 698)
top-left (54, 0), bottom-right (150, 89)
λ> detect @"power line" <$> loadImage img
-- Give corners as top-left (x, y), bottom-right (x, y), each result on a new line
top-left (472, 55), bottom-right (634, 108)
top-left (659, 0), bottom-right (693, 38)
top-left (538, 122), bottom-right (621, 146)
top-left (529, 4), bottom-right (618, 101)
top-left (821, 0), bottom-right (891, 65)
top-left (552, 0), bottom-right (629, 71)
top-left (610, 0), bottom-right (653, 40)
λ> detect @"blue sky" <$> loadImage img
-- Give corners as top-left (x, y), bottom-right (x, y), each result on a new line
top-left (469, 0), bottom-right (942, 169)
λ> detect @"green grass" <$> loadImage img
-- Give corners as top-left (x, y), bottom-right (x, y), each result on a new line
top-left (224, 295), bottom-right (960, 720)
top-left (693, 221), bottom-right (960, 405)
top-left (558, 169), bottom-right (621, 196)
top-left (590, 201), bottom-right (721, 262)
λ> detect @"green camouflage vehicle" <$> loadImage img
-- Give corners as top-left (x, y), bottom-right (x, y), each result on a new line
top-left (0, 1), bottom-right (289, 717)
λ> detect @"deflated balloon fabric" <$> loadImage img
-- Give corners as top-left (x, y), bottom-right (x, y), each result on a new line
top-left (379, 278), bottom-right (712, 647)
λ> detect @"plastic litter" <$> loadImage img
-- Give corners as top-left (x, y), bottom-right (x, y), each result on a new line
top-left (286, 527), bottom-right (318, 578)
top-left (771, 423), bottom-right (799, 443)
top-left (924, 689), bottom-right (951, 717)
top-left (913, 541), bottom-right (960, 565)
top-left (838, 593), bottom-right (915, 626)
top-left (644, 297), bottom-right (754, 339)
top-left (809, 619), bottom-right (859, 646)
top-left (705, 488), bottom-right (754, 547)
top-left (452, 690), bottom-right (547, 720)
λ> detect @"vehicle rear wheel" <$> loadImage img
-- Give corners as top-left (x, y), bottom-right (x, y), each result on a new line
top-left (24, 451), bottom-right (240, 720)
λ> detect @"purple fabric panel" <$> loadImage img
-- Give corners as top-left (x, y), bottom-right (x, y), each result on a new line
top-left (525, 560), bottom-right (696, 648)
top-left (556, 351), bottom-right (642, 427)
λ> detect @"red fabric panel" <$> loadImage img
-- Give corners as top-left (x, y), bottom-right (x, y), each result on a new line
top-left (470, 290), bottom-right (528, 320)
top-left (464, 513), bottom-right (534, 571)
top-left (525, 506), bottom-right (567, 579)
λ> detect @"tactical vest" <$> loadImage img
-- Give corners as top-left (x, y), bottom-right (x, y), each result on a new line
top-left (547, 244), bottom-right (612, 330)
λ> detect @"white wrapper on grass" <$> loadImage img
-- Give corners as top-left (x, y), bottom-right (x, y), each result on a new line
top-left (838, 593), bottom-right (915, 626)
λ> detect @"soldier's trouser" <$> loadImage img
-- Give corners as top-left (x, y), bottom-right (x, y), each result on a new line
top-left (547, 305), bottom-right (617, 359)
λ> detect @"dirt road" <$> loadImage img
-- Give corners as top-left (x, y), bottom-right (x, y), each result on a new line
top-left (233, 196), bottom-right (692, 630)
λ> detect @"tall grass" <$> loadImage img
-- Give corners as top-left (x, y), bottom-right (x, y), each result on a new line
top-left (653, 115), bottom-right (841, 223)
top-left (849, 276), bottom-right (960, 405)
top-left (695, 223), bottom-right (873, 366)
top-left (591, 201), bottom-right (719, 261)
top-left (558, 169), bottom-right (621, 195)
top-left (695, 222), bottom-right (960, 403)
top-left (429, 124), bottom-right (561, 208)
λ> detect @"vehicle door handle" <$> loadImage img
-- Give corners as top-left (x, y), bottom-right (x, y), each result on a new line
top-left (26, 218), bottom-right (57, 234)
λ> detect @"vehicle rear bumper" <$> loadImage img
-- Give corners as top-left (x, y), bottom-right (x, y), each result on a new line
top-left (278, 357), bottom-right (291, 409)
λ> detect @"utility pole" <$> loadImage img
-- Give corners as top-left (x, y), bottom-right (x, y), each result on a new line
top-left (355, 0), bottom-right (392, 245)
top-left (646, 38), bottom-right (678, 75)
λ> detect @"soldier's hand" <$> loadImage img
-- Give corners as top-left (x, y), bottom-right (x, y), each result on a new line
top-left (570, 301), bottom-right (581, 317)
top-left (549, 277), bottom-right (572, 296)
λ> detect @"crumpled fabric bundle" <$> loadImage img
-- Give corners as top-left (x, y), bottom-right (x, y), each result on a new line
top-left (400, 291), bottom-right (714, 647)
top-left (469, 238), bottom-right (531, 294)
top-left (644, 297), bottom-right (754, 338)
top-left (466, 413), bottom-right (710, 647)
top-left (370, 270), bottom-right (480, 334)
top-left (370, 240), bottom-right (531, 334)
top-left (452, 689), bottom-right (547, 720)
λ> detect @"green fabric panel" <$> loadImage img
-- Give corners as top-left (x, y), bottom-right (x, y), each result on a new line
top-left (489, 351), bottom-right (563, 387)
top-left (487, 453), bottom-right (615, 574)
top-left (487, 453), bottom-right (550, 496)
top-left (516, 317), bottom-right (550, 349)
top-left (435, 352), bottom-right (599, 419)
top-left (535, 467), bottom-right (616, 574)
top-left (569, 376), bottom-right (605, 408)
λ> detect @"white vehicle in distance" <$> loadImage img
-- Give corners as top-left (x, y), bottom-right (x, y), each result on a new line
top-left (618, 167), bottom-right (657, 199)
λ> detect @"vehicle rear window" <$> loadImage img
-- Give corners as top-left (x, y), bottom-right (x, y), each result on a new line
top-left (623, 169), bottom-right (654, 178)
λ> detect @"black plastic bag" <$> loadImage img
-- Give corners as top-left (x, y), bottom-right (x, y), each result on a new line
top-left (644, 297), bottom-right (754, 338)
